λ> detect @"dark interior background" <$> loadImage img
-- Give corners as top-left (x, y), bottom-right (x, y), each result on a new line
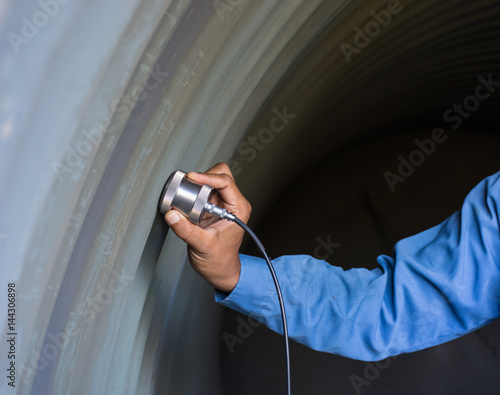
top-left (221, 0), bottom-right (500, 393)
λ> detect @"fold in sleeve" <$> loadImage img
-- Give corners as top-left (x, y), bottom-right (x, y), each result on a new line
top-left (216, 171), bottom-right (500, 361)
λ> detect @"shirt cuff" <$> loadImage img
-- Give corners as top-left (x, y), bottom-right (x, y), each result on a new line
top-left (215, 254), bottom-right (277, 321)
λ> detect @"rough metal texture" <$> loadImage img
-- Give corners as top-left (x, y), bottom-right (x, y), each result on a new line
top-left (1, 0), bottom-right (499, 394)
top-left (0, 1), bottom-right (345, 394)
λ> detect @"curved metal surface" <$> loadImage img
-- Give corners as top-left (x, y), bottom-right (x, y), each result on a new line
top-left (1, 0), bottom-right (499, 394)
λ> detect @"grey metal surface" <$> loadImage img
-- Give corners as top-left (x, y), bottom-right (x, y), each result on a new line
top-left (0, 1), bottom-right (343, 393)
top-left (1, 0), bottom-right (499, 394)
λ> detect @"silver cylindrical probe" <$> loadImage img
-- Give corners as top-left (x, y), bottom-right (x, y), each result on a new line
top-left (159, 170), bottom-right (236, 223)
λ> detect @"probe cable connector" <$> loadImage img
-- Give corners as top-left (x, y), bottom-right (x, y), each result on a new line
top-left (203, 202), bottom-right (236, 221)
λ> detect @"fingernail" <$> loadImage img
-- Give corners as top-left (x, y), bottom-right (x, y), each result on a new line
top-left (166, 211), bottom-right (181, 225)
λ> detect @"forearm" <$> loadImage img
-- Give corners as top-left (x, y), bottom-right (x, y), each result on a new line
top-left (217, 171), bottom-right (500, 360)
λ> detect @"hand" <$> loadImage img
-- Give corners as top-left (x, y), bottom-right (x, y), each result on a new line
top-left (164, 163), bottom-right (251, 293)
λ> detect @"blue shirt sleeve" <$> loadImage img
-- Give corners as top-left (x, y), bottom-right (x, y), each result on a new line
top-left (216, 171), bottom-right (500, 361)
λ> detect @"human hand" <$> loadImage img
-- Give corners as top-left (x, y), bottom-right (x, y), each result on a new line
top-left (164, 163), bottom-right (251, 293)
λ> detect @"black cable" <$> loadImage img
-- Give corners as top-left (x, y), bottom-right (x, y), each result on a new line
top-left (231, 216), bottom-right (291, 395)
top-left (198, 202), bottom-right (291, 393)
top-left (162, 178), bottom-right (290, 391)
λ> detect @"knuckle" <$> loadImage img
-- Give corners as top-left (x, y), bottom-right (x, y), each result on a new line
top-left (222, 173), bottom-right (233, 184)
top-left (219, 162), bottom-right (230, 173)
top-left (214, 162), bottom-right (233, 178)
top-left (210, 162), bottom-right (225, 172)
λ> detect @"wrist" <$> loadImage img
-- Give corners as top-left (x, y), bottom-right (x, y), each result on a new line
top-left (210, 255), bottom-right (241, 293)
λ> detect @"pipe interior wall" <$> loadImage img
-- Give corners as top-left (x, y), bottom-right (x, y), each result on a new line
top-left (1, 0), bottom-right (499, 394)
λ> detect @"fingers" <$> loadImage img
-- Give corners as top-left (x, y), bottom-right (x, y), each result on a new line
top-left (187, 168), bottom-right (234, 194)
top-left (190, 172), bottom-right (240, 205)
top-left (164, 210), bottom-right (209, 251)
top-left (165, 162), bottom-right (250, 227)
top-left (187, 163), bottom-right (250, 219)
top-left (187, 162), bottom-right (233, 184)
top-left (205, 162), bottom-right (235, 180)
top-left (188, 172), bottom-right (232, 190)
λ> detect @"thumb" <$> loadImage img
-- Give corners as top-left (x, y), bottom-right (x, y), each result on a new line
top-left (164, 210), bottom-right (207, 249)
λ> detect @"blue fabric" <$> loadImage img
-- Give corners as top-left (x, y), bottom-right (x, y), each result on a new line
top-left (216, 171), bottom-right (500, 361)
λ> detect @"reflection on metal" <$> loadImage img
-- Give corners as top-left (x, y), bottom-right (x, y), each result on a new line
top-left (1, 0), bottom-right (499, 394)
top-left (159, 170), bottom-right (213, 224)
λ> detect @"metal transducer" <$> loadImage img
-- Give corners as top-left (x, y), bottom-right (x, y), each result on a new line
top-left (159, 170), bottom-right (235, 224)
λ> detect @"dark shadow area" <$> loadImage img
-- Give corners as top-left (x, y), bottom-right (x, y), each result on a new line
top-left (222, 130), bottom-right (500, 394)
top-left (219, 1), bottom-right (500, 393)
